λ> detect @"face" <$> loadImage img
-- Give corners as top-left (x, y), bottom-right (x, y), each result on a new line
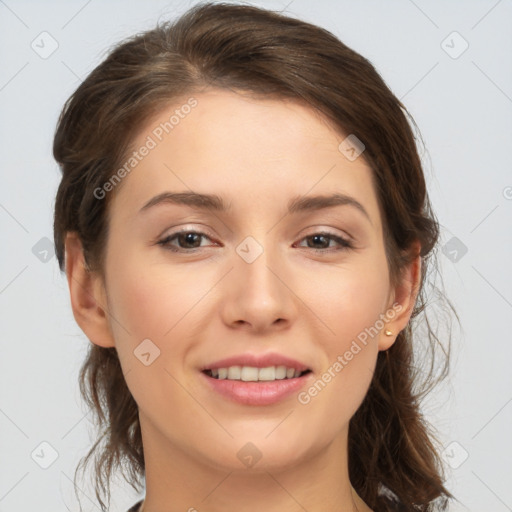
top-left (96, 88), bottom-right (400, 472)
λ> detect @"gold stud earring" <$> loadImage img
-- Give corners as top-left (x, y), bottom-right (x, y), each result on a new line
top-left (384, 329), bottom-right (393, 336)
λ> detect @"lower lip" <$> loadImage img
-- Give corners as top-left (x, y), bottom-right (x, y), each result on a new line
top-left (201, 371), bottom-right (312, 406)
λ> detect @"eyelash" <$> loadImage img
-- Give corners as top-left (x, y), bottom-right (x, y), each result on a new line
top-left (157, 229), bottom-right (353, 254)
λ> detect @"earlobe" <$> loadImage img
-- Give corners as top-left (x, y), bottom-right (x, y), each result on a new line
top-left (379, 241), bottom-right (422, 351)
top-left (64, 232), bottom-right (116, 348)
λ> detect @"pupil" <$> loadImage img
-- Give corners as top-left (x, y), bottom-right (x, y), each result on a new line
top-left (309, 235), bottom-right (328, 248)
top-left (180, 233), bottom-right (200, 248)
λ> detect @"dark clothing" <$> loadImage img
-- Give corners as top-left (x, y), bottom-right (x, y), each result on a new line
top-left (127, 500), bottom-right (143, 512)
top-left (127, 496), bottom-right (408, 511)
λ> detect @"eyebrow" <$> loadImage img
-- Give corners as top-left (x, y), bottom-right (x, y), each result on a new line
top-left (139, 191), bottom-right (372, 224)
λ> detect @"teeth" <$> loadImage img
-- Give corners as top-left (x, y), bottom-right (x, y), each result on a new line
top-left (227, 366), bottom-right (241, 379)
top-left (258, 366), bottom-right (275, 381)
top-left (208, 365), bottom-right (307, 381)
top-left (275, 365), bottom-right (287, 379)
top-left (241, 366), bottom-right (259, 381)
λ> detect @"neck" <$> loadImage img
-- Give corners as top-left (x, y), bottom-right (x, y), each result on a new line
top-left (137, 414), bottom-right (368, 512)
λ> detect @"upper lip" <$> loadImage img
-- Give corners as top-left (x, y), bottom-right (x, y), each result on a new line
top-left (201, 352), bottom-right (311, 373)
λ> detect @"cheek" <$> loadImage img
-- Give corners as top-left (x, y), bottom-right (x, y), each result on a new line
top-left (105, 251), bottom-right (204, 342)
top-left (103, 249), bottom-right (221, 399)
top-left (296, 257), bottom-right (388, 416)
top-left (308, 254), bottom-right (390, 344)
top-left (103, 252), bottom-right (201, 416)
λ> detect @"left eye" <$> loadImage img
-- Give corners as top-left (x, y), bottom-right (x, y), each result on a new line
top-left (157, 230), bottom-right (352, 253)
top-left (157, 230), bottom-right (213, 251)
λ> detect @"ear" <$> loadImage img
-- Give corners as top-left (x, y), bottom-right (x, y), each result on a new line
top-left (378, 240), bottom-right (422, 351)
top-left (64, 232), bottom-right (115, 348)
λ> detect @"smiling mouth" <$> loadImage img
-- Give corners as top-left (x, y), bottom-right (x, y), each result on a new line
top-left (202, 367), bottom-right (312, 381)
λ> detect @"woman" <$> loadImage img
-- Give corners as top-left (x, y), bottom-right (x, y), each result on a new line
top-left (53, 2), bottom-right (455, 511)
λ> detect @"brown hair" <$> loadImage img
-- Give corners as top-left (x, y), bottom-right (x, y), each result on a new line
top-left (53, 2), bottom-right (457, 510)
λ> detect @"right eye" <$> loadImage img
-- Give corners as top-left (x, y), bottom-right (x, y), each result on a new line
top-left (157, 230), bottom-right (216, 252)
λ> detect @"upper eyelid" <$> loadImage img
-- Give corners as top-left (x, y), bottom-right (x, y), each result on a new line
top-left (159, 226), bottom-right (349, 239)
top-left (155, 210), bottom-right (362, 239)
top-left (159, 227), bottom-right (216, 242)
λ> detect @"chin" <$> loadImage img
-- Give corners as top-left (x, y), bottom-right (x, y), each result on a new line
top-left (199, 433), bottom-right (320, 474)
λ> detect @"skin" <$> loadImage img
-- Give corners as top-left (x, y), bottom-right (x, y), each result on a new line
top-left (65, 88), bottom-right (421, 512)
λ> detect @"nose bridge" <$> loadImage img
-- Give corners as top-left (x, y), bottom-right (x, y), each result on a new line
top-left (221, 231), bottom-right (295, 329)
top-left (235, 232), bottom-right (284, 298)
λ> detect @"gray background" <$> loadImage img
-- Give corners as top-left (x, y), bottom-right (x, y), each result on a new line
top-left (1, 0), bottom-right (511, 510)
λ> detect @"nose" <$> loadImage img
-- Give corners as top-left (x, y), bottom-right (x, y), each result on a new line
top-left (219, 242), bottom-right (298, 333)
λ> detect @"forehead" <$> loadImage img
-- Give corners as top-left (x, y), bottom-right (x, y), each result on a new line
top-left (109, 88), bottom-right (381, 229)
